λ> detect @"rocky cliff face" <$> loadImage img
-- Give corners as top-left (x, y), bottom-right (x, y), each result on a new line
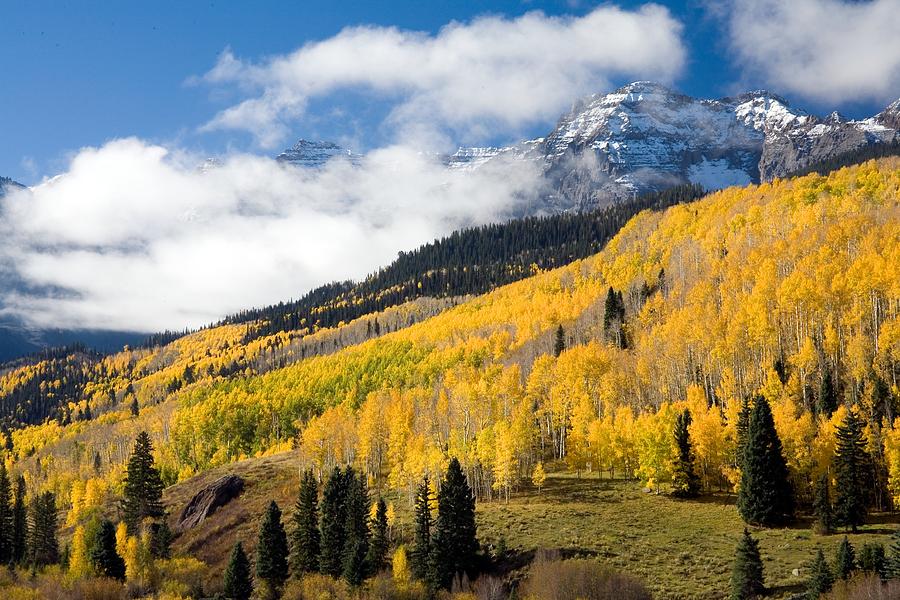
top-left (0, 176), bottom-right (25, 198)
top-left (452, 82), bottom-right (900, 211)
top-left (275, 139), bottom-right (361, 168)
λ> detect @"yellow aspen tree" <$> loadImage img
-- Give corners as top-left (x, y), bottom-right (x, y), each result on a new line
top-left (115, 521), bottom-right (128, 557)
top-left (531, 462), bottom-right (546, 493)
top-left (392, 545), bottom-right (410, 584)
top-left (68, 525), bottom-right (92, 579)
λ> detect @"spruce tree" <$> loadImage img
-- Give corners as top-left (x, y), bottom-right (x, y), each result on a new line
top-left (149, 520), bottom-right (173, 559)
top-left (122, 431), bottom-right (165, 533)
top-left (858, 542), bottom-right (885, 577)
top-left (886, 527), bottom-right (900, 579)
top-left (0, 462), bottom-right (12, 564)
top-left (130, 395), bottom-right (140, 417)
top-left (410, 477), bottom-right (434, 583)
top-left (735, 396), bottom-right (751, 471)
top-left (807, 548), bottom-right (833, 599)
top-left (834, 536), bottom-right (856, 580)
top-left (812, 474), bottom-right (833, 534)
top-left (730, 528), bottom-right (764, 600)
top-left (833, 409), bottom-right (869, 531)
top-left (737, 396), bottom-right (794, 526)
top-left (29, 492), bottom-right (58, 566)
top-left (319, 467), bottom-right (349, 577)
top-left (553, 325), bottom-right (566, 357)
top-left (291, 469), bottom-right (320, 575)
top-left (671, 408), bottom-right (701, 498)
top-left (12, 475), bottom-right (26, 564)
top-left (342, 470), bottom-right (370, 586)
top-left (224, 542), bottom-right (253, 600)
top-left (817, 366), bottom-right (838, 417)
top-left (256, 501), bottom-right (289, 598)
top-left (432, 458), bottom-right (479, 589)
top-left (90, 519), bottom-right (125, 580)
top-left (366, 497), bottom-right (389, 573)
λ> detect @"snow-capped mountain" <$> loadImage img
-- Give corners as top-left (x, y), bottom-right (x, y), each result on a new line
top-left (275, 139), bottom-right (361, 168)
top-left (0, 176), bottom-right (25, 198)
top-left (452, 82), bottom-right (900, 211)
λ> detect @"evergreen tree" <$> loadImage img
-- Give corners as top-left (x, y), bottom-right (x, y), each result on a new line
top-left (148, 520), bottom-right (173, 559)
top-left (553, 325), bottom-right (566, 357)
top-left (89, 520), bottom-right (125, 580)
top-left (342, 470), bottom-right (370, 586)
top-left (813, 474), bottom-right (833, 534)
top-left (291, 469), bottom-right (320, 575)
top-left (256, 501), bottom-right (289, 598)
top-left (858, 542), bottom-right (885, 577)
top-left (730, 528), bottom-right (765, 600)
top-left (603, 287), bottom-right (618, 331)
top-left (224, 542), bottom-right (253, 600)
top-left (833, 409), bottom-right (870, 531)
top-left (12, 475), bottom-right (26, 564)
top-left (130, 395), bottom-right (140, 417)
top-left (807, 548), bottom-right (833, 599)
top-left (29, 492), bottom-right (58, 566)
top-left (122, 431), bottom-right (165, 533)
top-left (671, 408), bottom-right (701, 498)
top-left (319, 467), bottom-right (349, 577)
top-left (886, 528), bottom-right (900, 579)
top-left (835, 536), bottom-right (856, 580)
top-left (366, 497), bottom-right (389, 573)
top-left (432, 458), bottom-right (479, 589)
top-left (817, 366), bottom-right (838, 417)
top-left (410, 477), bottom-right (434, 584)
top-left (0, 462), bottom-right (11, 564)
top-left (737, 396), bottom-right (794, 526)
top-left (735, 396), bottom-right (751, 471)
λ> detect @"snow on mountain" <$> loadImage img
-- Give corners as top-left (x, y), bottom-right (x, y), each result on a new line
top-left (0, 176), bottom-right (25, 198)
top-left (275, 139), bottom-right (361, 168)
top-left (450, 82), bottom-right (900, 211)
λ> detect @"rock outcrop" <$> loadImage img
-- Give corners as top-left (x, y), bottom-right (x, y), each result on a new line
top-left (178, 474), bottom-right (244, 530)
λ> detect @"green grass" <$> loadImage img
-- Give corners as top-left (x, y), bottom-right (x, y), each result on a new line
top-left (162, 453), bottom-right (900, 599)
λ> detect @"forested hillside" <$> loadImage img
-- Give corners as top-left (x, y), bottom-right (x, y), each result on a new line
top-left (0, 159), bottom-right (897, 598)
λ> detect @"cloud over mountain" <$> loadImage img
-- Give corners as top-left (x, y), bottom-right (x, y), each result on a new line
top-left (722, 0), bottom-right (900, 105)
top-left (199, 5), bottom-right (686, 147)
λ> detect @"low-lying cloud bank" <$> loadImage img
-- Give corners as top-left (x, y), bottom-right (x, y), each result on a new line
top-left (0, 139), bottom-right (543, 332)
top-left (200, 4), bottom-right (686, 147)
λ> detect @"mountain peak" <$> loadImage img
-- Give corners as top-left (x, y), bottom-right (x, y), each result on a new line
top-left (276, 139), bottom-right (360, 168)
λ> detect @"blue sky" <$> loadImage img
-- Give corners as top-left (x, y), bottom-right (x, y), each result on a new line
top-left (2, 0), bottom-right (894, 184)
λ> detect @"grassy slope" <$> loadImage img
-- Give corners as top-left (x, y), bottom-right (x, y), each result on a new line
top-left (163, 451), bottom-right (898, 600)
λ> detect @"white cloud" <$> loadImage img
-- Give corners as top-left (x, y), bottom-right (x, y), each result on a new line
top-left (199, 5), bottom-right (686, 147)
top-left (723, 0), bottom-right (900, 105)
top-left (0, 139), bottom-right (543, 331)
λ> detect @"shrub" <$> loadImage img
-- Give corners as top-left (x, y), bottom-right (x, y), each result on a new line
top-left (520, 557), bottom-right (650, 600)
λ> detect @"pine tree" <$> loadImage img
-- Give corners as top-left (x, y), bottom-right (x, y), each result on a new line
top-left (833, 409), bottom-right (869, 531)
top-left (342, 470), bottom-right (370, 586)
top-left (12, 475), bottom-right (26, 564)
top-left (730, 528), bottom-right (764, 600)
top-left (737, 396), bottom-right (794, 526)
top-left (807, 548), bottom-right (833, 599)
top-left (291, 469), bottom-right (320, 575)
top-left (858, 542), bottom-right (885, 577)
top-left (149, 520), bottom-right (173, 559)
top-left (224, 542), bottom-right (253, 600)
top-left (410, 477), bottom-right (434, 583)
top-left (735, 396), bottom-right (751, 471)
top-left (130, 395), bottom-right (140, 417)
top-left (0, 462), bottom-right (12, 564)
top-left (432, 458), bottom-right (479, 589)
top-left (256, 501), bottom-right (289, 598)
top-left (319, 467), bottom-right (349, 577)
top-left (835, 536), bottom-right (856, 580)
top-left (90, 520), bottom-right (125, 580)
top-left (29, 492), bottom-right (59, 567)
top-left (671, 408), bottom-right (701, 498)
top-left (817, 366), bottom-right (838, 417)
top-left (886, 527), bottom-right (900, 579)
top-left (553, 325), bottom-right (566, 357)
top-left (812, 474), bottom-right (833, 534)
top-left (122, 432), bottom-right (165, 533)
top-left (366, 497), bottom-right (389, 574)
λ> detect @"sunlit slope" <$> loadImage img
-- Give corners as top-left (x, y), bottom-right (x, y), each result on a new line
top-left (10, 159), bottom-right (899, 508)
